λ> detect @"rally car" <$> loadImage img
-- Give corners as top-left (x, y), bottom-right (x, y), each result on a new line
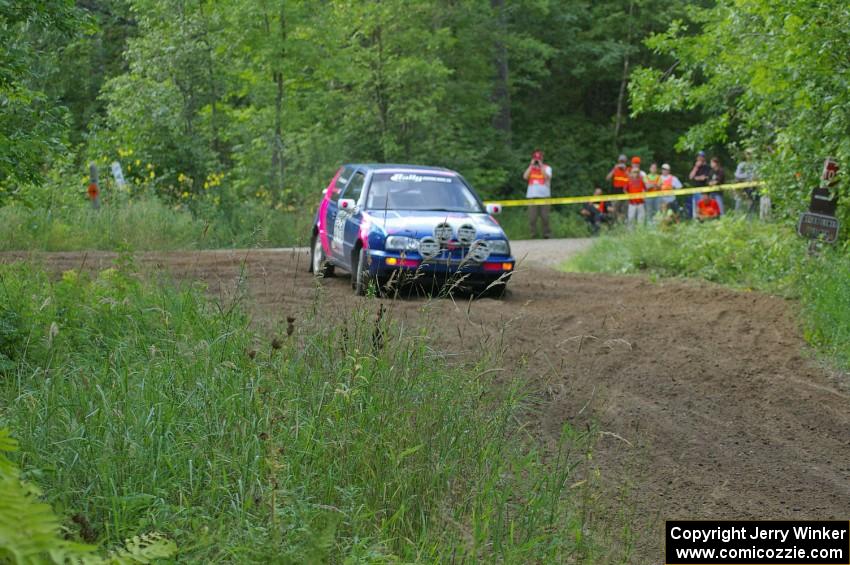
top-left (308, 164), bottom-right (515, 297)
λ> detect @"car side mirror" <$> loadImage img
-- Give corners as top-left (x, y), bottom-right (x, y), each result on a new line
top-left (486, 203), bottom-right (502, 215)
top-left (339, 198), bottom-right (357, 211)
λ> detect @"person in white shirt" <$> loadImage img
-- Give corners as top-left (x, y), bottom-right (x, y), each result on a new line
top-left (523, 149), bottom-right (553, 238)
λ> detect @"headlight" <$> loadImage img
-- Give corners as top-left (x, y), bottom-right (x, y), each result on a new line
top-left (385, 235), bottom-right (420, 251)
top-left (487, 239), bottom-right (510, 255)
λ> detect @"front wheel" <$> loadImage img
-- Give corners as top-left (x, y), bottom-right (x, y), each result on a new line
top-left (352, 247), bottom-right (376, 296)
top-left (310, 235), bottom-right (335, 278)
top-left (476, 275), bottom-right (511, 299)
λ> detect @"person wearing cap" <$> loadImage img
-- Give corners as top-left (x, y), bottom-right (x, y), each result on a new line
top-left (687, 151), bottom-right (711, 219)
top-left (523, 150), bottom-right (553, 238)
top-left (734, 149), bottom-right (759, 215)
top-left (658, 163), bottom-right (682, 205)
top-left (625, 165), bottom-right (647, 228)
top-left (605, 154), bottom-right (630, 221)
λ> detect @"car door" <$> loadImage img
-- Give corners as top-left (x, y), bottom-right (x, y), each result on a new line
top-left (322, 165), bottom-right (354, 259)
top-left (331, 169), bottom-right (366, 267)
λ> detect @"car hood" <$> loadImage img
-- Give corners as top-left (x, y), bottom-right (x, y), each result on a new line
top-left (364, 210), bottom-right (507, 239)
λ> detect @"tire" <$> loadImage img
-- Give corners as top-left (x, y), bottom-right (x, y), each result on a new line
top-left (478, 275), bottom-right (510, 299)
top-left (352, 247), bottom-right (374, 296)
top-left (310, 234), bottom-right (334, 278)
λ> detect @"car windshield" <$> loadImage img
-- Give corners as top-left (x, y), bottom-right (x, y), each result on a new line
top-left (366, 172), bottom-right (483, 213)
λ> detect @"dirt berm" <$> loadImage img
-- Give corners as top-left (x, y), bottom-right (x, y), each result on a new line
top-left (5, 241), bottom-right (849, 563)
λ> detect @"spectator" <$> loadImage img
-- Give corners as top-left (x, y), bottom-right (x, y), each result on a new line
top-left (707, 156), bottom-right (726, 214)
top-left (696, 192), bottom-right (720, 221)
top-left (658, 163), bottom-right (682, 217)
top-left (626, 166), bottom-right (646, 228)
top-left (523, 150), bottom-right (552, 238)
top-left (644, 162), bottom-right (662, 221)
top-left (605, 154), bottom-right (629, 221)
top-left (733, 149), bottom-right (758, 213)
top-left (631, 156), bottom-right (648, 179)
top-left (760, 189), bottom-right (772, 221)
top-left (688, 150), bottom-right (711, 218)
top-left (658, 200), bottom-right (679, 228)
top-left (579, 187), bottom-right (610, 235)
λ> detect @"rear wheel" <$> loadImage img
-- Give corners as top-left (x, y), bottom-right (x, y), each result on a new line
top-left (310, 235), bottom-right (334, 277)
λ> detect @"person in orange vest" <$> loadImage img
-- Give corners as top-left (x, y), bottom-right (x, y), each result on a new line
top-left (625, 166), bottom-right (646, 227)
top-left (522, 149), bottom-right (552, 238)
top-left (579, 187), bottom-right (610, 234)
top-left (605, 154), bottom-right (630, 220)
top-left (696, 192), bottom-right (720, 221)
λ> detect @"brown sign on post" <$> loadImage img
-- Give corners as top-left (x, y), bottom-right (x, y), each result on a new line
top-left (821, 157), bottom-right (839, 187)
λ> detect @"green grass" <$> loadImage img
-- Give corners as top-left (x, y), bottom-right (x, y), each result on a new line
top-left (0, 198), bottom-right (311, 251)
top-left (564, 216), bottom-right (850, 369)
top-left (0, 259), bottom-right (601, 562)
top-left (0, 198), bottom-right (594, 253)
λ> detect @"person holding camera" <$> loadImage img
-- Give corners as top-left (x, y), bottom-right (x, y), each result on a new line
top-left (523, 150), bottom-right (553, 238)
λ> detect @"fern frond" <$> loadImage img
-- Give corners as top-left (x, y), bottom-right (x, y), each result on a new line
top-left (106, 533), bottom-right (177, 564)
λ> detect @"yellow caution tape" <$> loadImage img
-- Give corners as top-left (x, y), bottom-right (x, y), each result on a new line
top-left (485, 181), bottom-right (762, 207)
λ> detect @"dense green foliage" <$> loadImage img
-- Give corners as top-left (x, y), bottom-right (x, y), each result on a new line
top-left (3, 0), bottom-right (850, 246)
top-left (0, 261), bottom-right (600, 561)
top-left (565, 218), bottom-right (850, 368)
top-left (3, 0), bottom-right (704, 213)
top-left (630, 0), bottom-right (850, 225)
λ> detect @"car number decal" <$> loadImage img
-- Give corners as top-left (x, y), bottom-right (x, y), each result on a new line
top-left (332, 210), bottom-right (349, 254)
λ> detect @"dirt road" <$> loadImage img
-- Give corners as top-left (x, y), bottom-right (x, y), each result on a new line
top-left (5, 240), bottom-right (849, 563)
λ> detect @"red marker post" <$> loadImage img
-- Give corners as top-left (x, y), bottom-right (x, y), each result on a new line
top-left (88, 163), bottom-right (101, 210)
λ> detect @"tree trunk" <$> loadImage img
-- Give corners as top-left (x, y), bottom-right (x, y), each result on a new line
top-left (199, 3), bottom-right (221, 160)
top-left (613, 0), bottom-right (635, 149)
top-left (373, 25), bottom-right (390, 162)
top-left (269, 4), bottom-right (286, 200)
top-left (491, 0), bottom-right (511, 149)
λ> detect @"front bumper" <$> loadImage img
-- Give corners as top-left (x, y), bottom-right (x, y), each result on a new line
top-left (365, 248), bottom-right (514, 283)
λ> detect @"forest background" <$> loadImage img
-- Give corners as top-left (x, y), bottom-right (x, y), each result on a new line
top-left (2, 0), bottom-right (849, 247)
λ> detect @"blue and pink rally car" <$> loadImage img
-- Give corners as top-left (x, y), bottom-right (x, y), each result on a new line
top-left (309, 164), bottom-right (515, 296)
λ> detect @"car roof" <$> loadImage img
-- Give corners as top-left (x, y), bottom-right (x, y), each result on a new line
top-left (343, 163), bottom-right (457, 175)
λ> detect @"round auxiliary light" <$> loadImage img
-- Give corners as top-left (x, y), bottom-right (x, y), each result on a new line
top-left (419, 236), bottom-right (440, 259)
top-left (468, 239), bottom-right (491, 263)
top-left (457, 223), bottom-right (476, 246)
top-left (434, 222), bottom-right (453, 244)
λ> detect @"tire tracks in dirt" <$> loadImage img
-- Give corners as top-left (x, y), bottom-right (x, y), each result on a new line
top-left (4, 241), bottom-right (848, 563)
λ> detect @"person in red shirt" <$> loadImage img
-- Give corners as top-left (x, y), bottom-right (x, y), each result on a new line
top-left (625, 166), bottom-right (646, 227)
top-left (696, 192), bottom-right (720, 221)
